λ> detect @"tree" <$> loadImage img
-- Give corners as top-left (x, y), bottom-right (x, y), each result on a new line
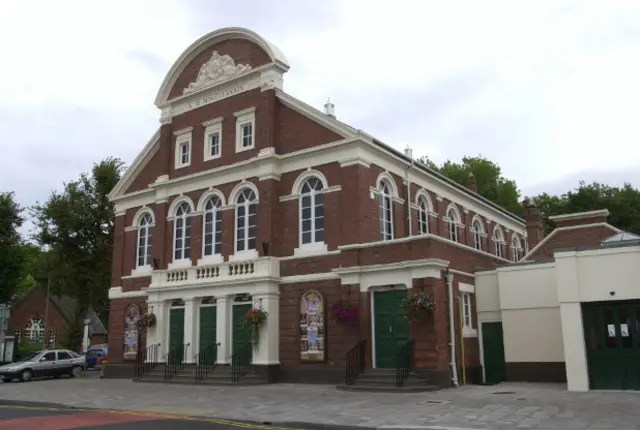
top-left (534, 181), bottom-right (640, 235)
top-left (0, 192), bottom-right (25, 303)
top-left (32, 157), bottom-right (124, 322)
top-left (417, 155), bottom-right (522, 216)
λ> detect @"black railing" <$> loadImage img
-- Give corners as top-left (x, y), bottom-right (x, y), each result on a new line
top-left (135, 343), bottom-right (160, 378)
top-left (231, 345), bottom-right (252, 383)
top-left (345, 339), bottom-right (367, 386)
top-left (195, 343), bottom-right (219, 382)
top-left (164, 343), bottom-right (190, 380)
top-left (395, 339), bottom-right (415, 387)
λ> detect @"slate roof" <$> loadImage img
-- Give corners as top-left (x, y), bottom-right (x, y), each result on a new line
top-left (601, 231), bottom-right (640, 246)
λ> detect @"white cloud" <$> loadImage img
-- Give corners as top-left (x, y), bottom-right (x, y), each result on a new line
top-left (1, 0), bottom-right (640, 220)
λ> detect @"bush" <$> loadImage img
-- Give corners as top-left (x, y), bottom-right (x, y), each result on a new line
top-left (14, 342), bottom-right (44, 361)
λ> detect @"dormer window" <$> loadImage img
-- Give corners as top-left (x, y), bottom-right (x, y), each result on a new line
top-left (174, 127), bottom-right (193, 169)
top-left (234, 107), bottom-right (256, 152)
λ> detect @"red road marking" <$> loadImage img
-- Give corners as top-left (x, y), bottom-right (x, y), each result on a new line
top-left (0, 411), bottom-right (164, 429)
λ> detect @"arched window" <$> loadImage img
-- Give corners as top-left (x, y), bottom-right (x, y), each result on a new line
top-left (300, 177), bottom-right (325, 246)
top-left (379, 181), bottom-right (394, 240)
top-left (236, 188), bottom-right (257, 252)
top-left (472, 218), bottom-right (484, 250)
top-left (512, 235), bottom-right (522, 262)
top-left (417, 197), bottom-right (429, 235)
top-left (173, 202), bottom-right (192, 261)
top-left (25, 318), bottom-right (45, 344)
top-left (203, 196), bottom-right (222, 257)
top-left (493, 227), bottom-right (505, 258)
top-left (447, 206), bottom-right (460, 242)
top-left (137, 212), bottom-right (154, 268)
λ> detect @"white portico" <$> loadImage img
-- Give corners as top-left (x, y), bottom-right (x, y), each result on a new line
top-left (143, 257), bottom-right (280, 366)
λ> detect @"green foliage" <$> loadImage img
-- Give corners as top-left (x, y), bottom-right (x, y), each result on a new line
top-left (31, 157), bottom-right (124, 321)
top-left (534, 181), bottom-right (640, 235)
top-left (14, 341), bottom-right (44, 361)
top-left (417, 155), bottom-right (522, 216)
top-left (63, 320), bottom-right (84, 350)
top-left (0, 192), bottom-right (26, 304)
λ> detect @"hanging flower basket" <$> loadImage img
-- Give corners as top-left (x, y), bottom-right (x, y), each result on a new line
top-left (140, 312), bottom-right (156, 328)
top-left (331, 299), bottom-right (359, 325)
top-left (402, 291), bottom-right (436, 321)
top-left (244, 308), bottom-right (268, 351)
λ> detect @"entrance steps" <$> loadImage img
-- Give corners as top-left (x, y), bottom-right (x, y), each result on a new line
top-left (337, 368), bottom-right (440, 393)
top-left (134, 364), bottom-right (268, 386)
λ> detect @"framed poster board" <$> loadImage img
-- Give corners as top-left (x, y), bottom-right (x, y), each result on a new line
top-left (300, 290), bottom-right (325, 362)
top-left (123, 304), bottom-right (141, 360)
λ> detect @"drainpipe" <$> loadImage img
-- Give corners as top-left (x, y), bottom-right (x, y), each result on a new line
top-left (444, 269), bottom-right (459, 387)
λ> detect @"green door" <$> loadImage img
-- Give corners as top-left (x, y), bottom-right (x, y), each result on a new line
top-left (168, 308), bottom-right (185, 364)
top-left (482, 322), bottom-right (506, 384)
top-left (199, 306), bottom-right (217, 352)
top-left (374, 290), bottom-right (410, 368)
top-left (583, 301), bottom-right (640, 390)
top-left (232, 304), bottom-right (252, 355)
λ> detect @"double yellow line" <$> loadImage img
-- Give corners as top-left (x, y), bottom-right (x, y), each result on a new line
top-left (0, 404), bottom-right (303, 430)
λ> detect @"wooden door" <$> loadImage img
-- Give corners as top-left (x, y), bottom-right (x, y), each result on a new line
top-left (374, 290), bottom-right (410, 368)
top-left (482, 322), bottom-right (506, 384)
top-left (199, 306), bottom-right (217, 352)
top-left (232, 304), bottom-right (252, 355)
top-left (168, 308), bottom-right (185, 364)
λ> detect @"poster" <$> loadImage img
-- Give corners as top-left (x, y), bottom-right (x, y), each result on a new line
top-left (300, 290), bottom-right (325, 362)
top-left (123, 305), bottom-right (141, 360)
top-left (607, 324), bottom-right (616, 338)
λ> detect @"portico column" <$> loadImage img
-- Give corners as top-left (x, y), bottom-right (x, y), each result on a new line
top-left (252, 292), bottom-right (280, 365)
top-left (146, 300), bottom-right (167, 361)
top-left (183, 298), bottom-right (197, 363)
top-left (216, 296), bottom-right (231, 364)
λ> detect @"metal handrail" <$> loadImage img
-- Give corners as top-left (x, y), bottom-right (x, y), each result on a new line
top-left (163, 343), bottom-right (190, 380)
top-left (135, 343), bottom-right (160, 378)
top-left (230, 345), bottom-right (252, 383)
top-left (395, 340), bottom-right (415, 387)
top-left (345, 339), bottom-right (367, 386)
top-left (195, 343), bottom-right (219, 381)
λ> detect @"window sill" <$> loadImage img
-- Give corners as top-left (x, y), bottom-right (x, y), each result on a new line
top-left (175, 162), bottom-right (191, 170)
top-left (204, 154), bottom-right (221, 162)
top-left (293, 242), bottom-right (328, 257)
top-left (235, 143), bottom-right (255, 153)
top-left (463, 328), bottom-right (478, 338)
top-left (128, 265), bottom-right (153, 278)
top-left (168, 260), bottom-right (192, 270)
top-left (229, 249), bottom-right (258, 262)
top-left (197, 254), bottom-right (224, 266)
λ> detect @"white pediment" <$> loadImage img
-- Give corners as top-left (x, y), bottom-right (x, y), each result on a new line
top-left (183, 51), bottom-right (253, 95)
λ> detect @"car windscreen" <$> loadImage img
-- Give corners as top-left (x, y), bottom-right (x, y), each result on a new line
top-left (17, 351), bottom-right (43, 362)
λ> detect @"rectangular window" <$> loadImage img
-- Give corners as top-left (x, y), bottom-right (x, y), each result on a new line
top-left (234, 107), bottom-right (256, 153)
top-left (181, 142), bottom-right (190, 164)
top-left (173, 127), bottom-right (193, 169)
top-left (241, 123), bottom-right (253, 148)
top-left (462, 293), bottom-right (473, 329)
top-left (209, 133), bottom-right (220, 157)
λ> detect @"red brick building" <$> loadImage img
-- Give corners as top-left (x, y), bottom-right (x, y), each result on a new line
top-left (9, 284), bottom-right (107, 352)
top-left (106, 27), bottom-right (538, 387)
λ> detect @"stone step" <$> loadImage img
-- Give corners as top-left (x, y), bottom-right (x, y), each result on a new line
top-left (336, 384), bottom-right (440, 393)
top-left (354, 378), bottom-right (430, 387)
top-left (134, 375), bottom-right (267, 386)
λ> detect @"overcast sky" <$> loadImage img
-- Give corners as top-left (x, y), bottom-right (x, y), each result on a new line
top-left (2, 0), bottom-right (640, 234)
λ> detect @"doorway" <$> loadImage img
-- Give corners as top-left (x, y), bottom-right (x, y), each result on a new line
top-left (373, 290), bottom-right (410, 368)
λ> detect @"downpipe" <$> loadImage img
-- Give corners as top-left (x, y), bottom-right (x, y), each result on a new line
top-left (445, 270), bottom-right (459, 387)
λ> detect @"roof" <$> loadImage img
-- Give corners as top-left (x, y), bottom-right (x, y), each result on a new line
top-left (602, 231), bottom-right (640, 246)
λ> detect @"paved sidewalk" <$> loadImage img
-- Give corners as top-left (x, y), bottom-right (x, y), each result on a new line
top-left (1, 378), bottom-right (640, 429)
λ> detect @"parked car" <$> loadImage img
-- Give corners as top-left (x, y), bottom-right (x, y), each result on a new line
top-left (84, 344), bottom-right (108, 370)
top-left (0, 349), bottom-right (87, 382)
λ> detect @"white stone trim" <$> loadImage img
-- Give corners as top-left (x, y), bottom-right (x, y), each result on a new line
top-left (234, 107), bottom-right (256, 153)
top-left (458, 282), bottom-right (475, 294)
top-left (376, 171), bottom-right (399, 198)
top-left (196, 188), bottom-right (226, 211)
top-left (549, 209), bottom-right (610, 222)
top-left (108, 286), bottom-right (148, 299)
top-left (167, 195), bottom-right (196, 219)
top-left (108, 130), bottom-right (160, 200)
top-left (293, 242), bottom-right (328, 258)
top-left (290, 169), bottom-right (329, 194)
top-left (228, 180), bottom-right (260, 205)
top-left (128, 265), bottom-right (153, 278)
top-left (130, 206), bottom-right (155, 228)
top-left (334, 259), bottom-right (448, 292)
top-left (521, 222), bottom-right (621, 262)
top-left (415, 189), bottom-right (433, 212)
top-left (280, 272), bottom-right (339, 283)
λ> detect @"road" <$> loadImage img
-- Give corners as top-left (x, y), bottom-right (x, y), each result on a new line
top-left (0, 401), bottom-right (310, 430)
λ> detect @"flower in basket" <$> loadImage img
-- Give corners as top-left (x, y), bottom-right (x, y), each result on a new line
top-left (140, 312), bottom-right (157, 328)
top-left (331, 299), bottom-right (358, 325)
top-left (401, 291), bottom-right (436, 321)
top-left (244, 308), bottom-right (268, 351)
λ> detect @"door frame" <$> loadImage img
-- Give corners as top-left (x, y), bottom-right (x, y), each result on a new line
top-left (231, 294), bottom-right (253, 357)
top-left (196, 298), bottom-right (217, 356)
top-left (165, 299), bottom-right (185, 354)
top-left (370, 285), bottom-right (408, 369)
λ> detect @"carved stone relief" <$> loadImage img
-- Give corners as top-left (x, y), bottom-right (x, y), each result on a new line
top-left (183, 51), bottom-right (253, 95)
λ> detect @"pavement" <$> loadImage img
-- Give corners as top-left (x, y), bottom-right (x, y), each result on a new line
top-left (1, 377), bottom-right (640, 429)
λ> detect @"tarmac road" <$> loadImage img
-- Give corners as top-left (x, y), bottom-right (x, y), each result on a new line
top-left (0, 400), bottom-right (313, 430)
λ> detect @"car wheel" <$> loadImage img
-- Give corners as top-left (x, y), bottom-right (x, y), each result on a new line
top-left (70, 366), bottom-right (82, 377)
top-left (20, 369), bottom-right (33, 382)
top-left (2, 378), bottom-right (11, 382)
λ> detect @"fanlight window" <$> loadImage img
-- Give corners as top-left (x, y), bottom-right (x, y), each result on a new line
top-left (379, 181), bottom-right (393, 240)
top-left (472, 219), bottom-right (483, 250)
top-left (418, 197), bottom-right (429, 235)
top-left (447, 208), bottom-right (460, 242)
top-left (203, 197), bottom-right (222, 257)
top-left (236, 189), bottom-right (257, 252)
top-left (173, 202), bottom-right (192, 261)
top-left (25, 318), bottom-right (45, 344)
top-left (137, 213), bottom-right (153, 267)
top-left (300, 178), bottom-right (325, 245)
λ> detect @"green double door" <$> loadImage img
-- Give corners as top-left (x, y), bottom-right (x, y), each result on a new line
top-left (168, 308), bottom-right (185, 364)
top-left (199, 306), bottom-right (217, 352)
top-left (374, 290), bottom-right (410, 368)
top-left (232, 304), bottom-right (252, 355)
top-left (482, 322), bottom-right (506, 384)
top-left (583, 301), bottom-right (640, 390)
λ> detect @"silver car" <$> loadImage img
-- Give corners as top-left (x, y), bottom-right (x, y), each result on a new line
top-left (0, 349), bottom-right (87, 382)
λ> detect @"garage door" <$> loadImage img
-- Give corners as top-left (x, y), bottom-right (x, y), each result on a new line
top-left (582, 301), bottom-right (640, 390)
